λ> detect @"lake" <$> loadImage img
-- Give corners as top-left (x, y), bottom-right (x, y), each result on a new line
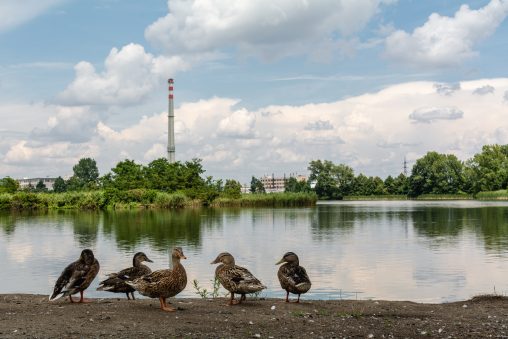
top-left (1, 201), bottom-right (507, 303)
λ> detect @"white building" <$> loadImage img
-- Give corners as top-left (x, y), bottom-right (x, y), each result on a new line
top-left (259, 174), bottom-right (307, 193)
top-left (17, 177), bottom-right (58, 191)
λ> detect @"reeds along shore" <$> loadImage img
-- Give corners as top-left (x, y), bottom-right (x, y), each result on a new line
top-left (0, 190), bottom-right (318, 211)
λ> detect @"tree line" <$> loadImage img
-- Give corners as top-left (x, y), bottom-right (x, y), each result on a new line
top-left (278, 144), bottom-right (507, 199)
top-left (1, 144), bottom-right (507, 200)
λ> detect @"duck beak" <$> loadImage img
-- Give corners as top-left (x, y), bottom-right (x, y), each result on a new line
top-left (210, 258), bottom-right (219, 264)
top-left (180, 254), bottom-right (187, 260)
top-left (145, 258), bottom-right (154, 263)
top-left (275, 258), bottom-right (286, 265)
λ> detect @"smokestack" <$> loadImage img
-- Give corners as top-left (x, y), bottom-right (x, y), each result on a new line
top-left (167, 78), bottom-right (175, 163)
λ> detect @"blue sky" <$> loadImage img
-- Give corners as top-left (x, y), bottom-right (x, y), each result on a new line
top-left (1, 0), bottom-right (508, 183)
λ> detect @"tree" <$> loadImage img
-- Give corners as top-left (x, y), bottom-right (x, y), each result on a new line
top-left (223, 179), bottom-right (242, 198)
top-left (53, 176), bottom-right (67, 193)
top-left (250, 176), bottom-right (265, 193)
top-left (0, 177), bottom-right (19, 193)
top-left (69, 157), bottom-right (99, 190)
top-left (308, 160), bottom-right (355, 199)
top-left (109, 159), bottom-right (146, 190)
top-left (409, 151), bottom-right (464, 196)
top-left (463, 144), bottom-right (508, 193)
top-left (284, 177), bottom-right (311, 193)
top-left (35, 180), bottom-right (48, 192)
top-left (392, 173), bottom-right (409, 195)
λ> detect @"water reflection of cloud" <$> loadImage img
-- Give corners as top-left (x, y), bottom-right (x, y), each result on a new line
top-left (2, 202), bottom-right (508, 302)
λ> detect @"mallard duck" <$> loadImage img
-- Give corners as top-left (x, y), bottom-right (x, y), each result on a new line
top-left (49, 249), bottom-right (100, 303)
top-left (127, 247), bottom-right (187, 312)
top-left (276, 251), bottom-right (311, 303)
top-left (211, 252), bottom-right (266, 305)
top-left (97, 252), bottom-right (153, 300)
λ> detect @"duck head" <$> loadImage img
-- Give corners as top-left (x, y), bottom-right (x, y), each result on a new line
top-left (172, 247), bottom-right (187, 260)
top-left (133, 252), bottom-right (153, 266)
top-left (80, 249), bottom-right (95, 266)
top-left (276, 251), bottom-right (299, 266)
top-left (210, 252), bottom-right (235, 266)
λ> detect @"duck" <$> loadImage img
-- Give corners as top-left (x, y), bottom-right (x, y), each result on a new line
top-left (275, 251), bottom-right (311, 303)
top-left (127, 247), bottom-right (187, 312)
top-left (97, 252), bottom-right (153, 300)
top-left (211, 252), bottom-right (266, 305)
top-left (49, 249), bottom-right (100, 303)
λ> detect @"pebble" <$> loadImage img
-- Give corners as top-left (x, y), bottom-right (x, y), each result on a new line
top-left (271, 306), bottom-right (276, 310)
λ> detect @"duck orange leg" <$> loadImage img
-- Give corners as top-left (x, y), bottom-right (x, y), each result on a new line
top-left (78, 291), bottom-right (92, 303)
top-left (285, 290), bottom-right (289, 303)
top-left (159, 297), bottom-right (176, 312)
top-left (228, 292), bottom-right (239, 305)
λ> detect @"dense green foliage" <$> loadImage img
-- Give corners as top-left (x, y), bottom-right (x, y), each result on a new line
top-left (408, 152), bottom-right (464, 197)
top-left (308, 160), bottom-right (355, 199)
top-left (0, 177), bottom-right (19, 193)
top-left (2, 143), bottom-right (508, 207)
top-left (212, 192), bottom-right (317, 207)
top-left (250, 176), bottom-right (266, 193)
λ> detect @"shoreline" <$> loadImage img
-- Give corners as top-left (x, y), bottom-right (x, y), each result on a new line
top-left (1, 294), bottom-right (507, 338)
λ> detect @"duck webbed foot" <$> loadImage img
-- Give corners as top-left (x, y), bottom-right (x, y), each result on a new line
top-left (159, 297), bottom-right (176, 312)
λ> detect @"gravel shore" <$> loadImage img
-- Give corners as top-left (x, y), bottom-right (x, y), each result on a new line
top-left (1, 294), bottom-right (507, 338)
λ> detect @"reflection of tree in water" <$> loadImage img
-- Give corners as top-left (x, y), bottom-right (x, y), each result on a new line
top-left (0, 211), bottom-right (18, 236)
top-left (310, 205), bottom-right (357, 241)
top-left (69, 211), bottom-right (100, 247)
top-left (473, 207), bottom-right (508, 253)
top-left (412, 208), bottom-right (465, 238)
top-left (102, 209), bottom-right (204, 251)
top-left (412, 206), bottom-right (508, 253)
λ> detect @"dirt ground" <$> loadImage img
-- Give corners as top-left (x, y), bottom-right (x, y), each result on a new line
top-left (1, 294), bottom-right (507, 338)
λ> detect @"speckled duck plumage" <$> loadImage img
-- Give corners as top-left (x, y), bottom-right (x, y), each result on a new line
top-left (211, 252), bottom-right (266, 305)
top-left (97, 252), bottom-right (153, 300)
top-left (49, 249), bottom-right (100, 303)
top-left (276, 251), bottom-right (311, 303)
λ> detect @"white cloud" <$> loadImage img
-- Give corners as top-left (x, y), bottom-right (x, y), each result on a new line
top-left (31, 106), bottom-right (98, 143)
top-left (3, 78), bottom-right (508, 182)
top-left (145, 0), bottom-right (393, 60)
top-left (385, 0), bottom-right (508, 67)
top-left (58, 43), bottom-right (189, 106)
top-left (434, 83), bottom-right (461, 96)
top-left (217, 108), bottom-right (256, 138)
top-left (304, 120), bottom-right (334, 131)
top-left (0, 0), bottom-right (65, 33)
top-left (409, 107), bottom-right (464, 124)
top-left (473, 85), bottom-right (495, 95)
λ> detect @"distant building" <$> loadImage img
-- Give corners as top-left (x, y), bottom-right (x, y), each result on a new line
top-left (17, 177), bottom-right (58, 191)
top-left (259, 174), bottom-right (307, 193)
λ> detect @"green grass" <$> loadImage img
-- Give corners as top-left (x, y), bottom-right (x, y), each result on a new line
top-left (344, 195), bottom-right (408, 201)
top-left (210, 192), bottom-right (318, 207)
top-left (0, 190), bottom-right (316, 210)
top-left (476, 190), bottom-right (508, 200)
top-left (415, 194), bottom-right (473, 200)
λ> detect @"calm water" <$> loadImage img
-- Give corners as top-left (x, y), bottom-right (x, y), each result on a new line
top-left (1, 201), bottom-right (508, 303)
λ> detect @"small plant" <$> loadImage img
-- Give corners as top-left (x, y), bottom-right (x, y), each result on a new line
top-left (193, 279), bottom-right (209, 298)
top-left (210, 277), bottom-right (221, 298)
top-left (192, 278), bottom-right (222, 299)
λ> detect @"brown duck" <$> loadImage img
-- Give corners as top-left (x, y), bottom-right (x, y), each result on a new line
top-left (49, 249), bottom-right (100, 303)
top-left (97, 252), bottom-right (153, 300)
top-left (211, 252), bottom-right (266, 305)
top-left (276, 251), bottom-right (311, 303)
top-left (127, 247), bottom-right (187, 312)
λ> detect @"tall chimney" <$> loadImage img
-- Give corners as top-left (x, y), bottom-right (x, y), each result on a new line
top-left (167, 78), bottom-right (175, 163)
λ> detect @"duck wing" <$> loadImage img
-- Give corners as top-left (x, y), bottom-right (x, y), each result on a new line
top-left (279, 264), bottom-right (311, 293)
top-left (227, 266), bottom-right (266, 293)
top-left (50, 261), bottom-right (77, 300)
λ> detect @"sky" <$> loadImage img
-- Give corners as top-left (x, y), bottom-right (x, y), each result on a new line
top-left (1, 0), bottom-right (508, 184)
